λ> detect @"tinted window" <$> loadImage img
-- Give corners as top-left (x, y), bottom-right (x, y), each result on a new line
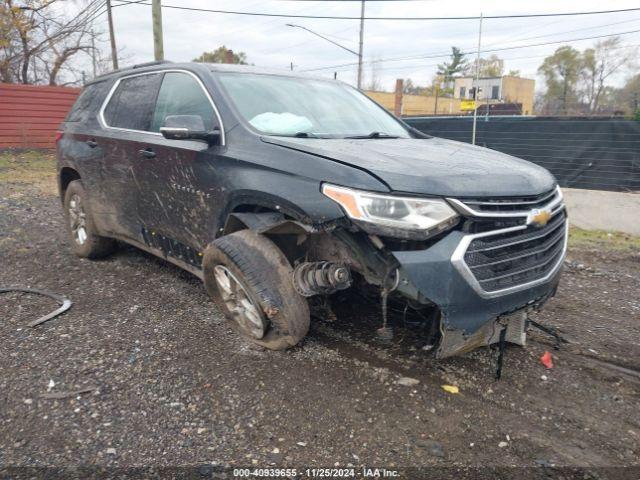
top-left (151, 72), bottom-right (216, 132)
top-left (103, 73), bottom-right (162, 131)
top-left (67, 82), bottom-right (108, 122)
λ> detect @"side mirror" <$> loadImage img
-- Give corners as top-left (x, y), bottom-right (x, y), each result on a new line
top-left (160, 115), bottom-right (221, 145)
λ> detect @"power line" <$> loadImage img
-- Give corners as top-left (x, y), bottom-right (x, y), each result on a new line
top-left (278, 0), bottom-right (440, 2)
top-left (58, 0), bottom-right (106, 29)
top-left (9, 0), bottom-right (106, 64)
top-left (286, 24), bottom-right (360, 56)
top-left (369, 41), bottom-right (640, 72)
top-left (353, 43), bottom-right (640, 74)
top-left (111, 2), bottom-right (640, 21)
top-left (253, 25), bottom-right (356, 55)
top-left (83, 1), bottom-right (109, 24)
top-left (300, 28), bottom-right (640, 72)
top-left (483, 16), bottom-right (640, 49)
top-left (164, 0), bottom-right (328, 41)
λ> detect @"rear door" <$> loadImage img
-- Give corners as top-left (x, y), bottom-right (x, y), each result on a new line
top-left (98, 72), bottom-right (163, 239)
top-left (58, 81), bottom-right (111, 220)
top-left (133, 70), bottom-right (222, 254)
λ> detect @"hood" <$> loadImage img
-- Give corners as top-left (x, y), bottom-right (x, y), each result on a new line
top-left (261, 136), bottom-right (556, 198)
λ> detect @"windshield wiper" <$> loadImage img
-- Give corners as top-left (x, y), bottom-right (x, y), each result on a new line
top-left (344, 131), bottom-right (400, 139)
top-left (293, 132), bottom-right (320, 138)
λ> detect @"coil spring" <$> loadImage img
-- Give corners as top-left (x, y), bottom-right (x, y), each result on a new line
top-left (292, 261), bottom-right (352, 297)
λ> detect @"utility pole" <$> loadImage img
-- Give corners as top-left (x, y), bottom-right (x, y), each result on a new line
top-left (485, 94), bottom-right (489, 121)
top-left (106, 0), bottom-right (118, 70)
top-left (471, 12), bottom-right (483, 146)
top-left (152, 0), bottom-right (164, 61)
top-left (90, 30), bottom-right (97, 78)
top-left (394, 79), bottom-right (404, 116)
top-left (357, 0), bottom-right (365, 89)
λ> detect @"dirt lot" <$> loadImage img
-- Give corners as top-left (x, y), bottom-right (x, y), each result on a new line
top-left (1, 152), bottom-right (640, 479)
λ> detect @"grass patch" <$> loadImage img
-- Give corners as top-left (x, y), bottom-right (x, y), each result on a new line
top-left (569, 227), bottom-right (640, 251)
top-left (0, 150), bottom-right (57, 195)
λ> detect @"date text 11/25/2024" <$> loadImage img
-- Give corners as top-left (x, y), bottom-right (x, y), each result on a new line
top-left (232, 467), bottom-right (400, 477)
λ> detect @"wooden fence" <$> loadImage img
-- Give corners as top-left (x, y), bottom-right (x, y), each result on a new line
top-left (0, 83), bottom-right (80, 149)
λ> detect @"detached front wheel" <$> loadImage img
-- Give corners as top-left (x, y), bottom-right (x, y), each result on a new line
top-left (203, 230), bottom-right (310, 350)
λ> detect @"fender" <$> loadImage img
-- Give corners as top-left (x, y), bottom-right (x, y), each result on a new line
top-left (223, 212), bottom-right (327, 236)
top-left (58, 166), bottom-right (81, 201)
top-left (215, 186), bottom-right (348, 240)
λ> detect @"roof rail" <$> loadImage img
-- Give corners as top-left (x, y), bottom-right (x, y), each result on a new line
top-left (131, 60), bottom-right (173, 69)
top-left (86, 60), bottom-right (173, 84)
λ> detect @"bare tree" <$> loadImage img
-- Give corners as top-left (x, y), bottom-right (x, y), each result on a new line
top-left (48, 26), bottom-right (95, 83)
top-left (464, 54), bottom-right (504, 77)
top-left (1, 0), bottom-right (104, 85)
top-left (364, 55), bottom-right (383, 91)
top-left (581, 37), bottom-right (638, 114)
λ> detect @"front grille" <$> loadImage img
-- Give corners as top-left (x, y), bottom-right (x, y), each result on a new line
top-left (460, 188), bottom-right (559, 213)
top-left (463, 211), bottom-right (567, 292)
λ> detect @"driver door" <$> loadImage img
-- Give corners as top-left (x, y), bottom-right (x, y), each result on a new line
top-left (133, 71), bottom-right (221, 254)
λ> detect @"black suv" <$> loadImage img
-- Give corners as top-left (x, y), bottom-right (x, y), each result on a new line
top-left (57, 61), bottom-right (567, 357)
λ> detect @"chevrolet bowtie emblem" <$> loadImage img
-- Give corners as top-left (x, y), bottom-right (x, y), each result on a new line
top-left (528, 208), bottom-right (551, 227)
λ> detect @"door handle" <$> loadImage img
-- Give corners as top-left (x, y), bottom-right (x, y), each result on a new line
top-left (138, 148), bottom-right (156, 159)
top-left (86, 139), bottom-right (97, 148)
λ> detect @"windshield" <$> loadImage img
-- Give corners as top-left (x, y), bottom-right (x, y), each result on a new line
top-left (216, 73), bottom-right (411, 138)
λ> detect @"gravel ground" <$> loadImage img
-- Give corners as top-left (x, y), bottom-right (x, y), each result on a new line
top-left (1, 153), bottom-right (639, 479)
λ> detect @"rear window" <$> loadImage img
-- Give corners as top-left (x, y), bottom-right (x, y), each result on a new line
top-left (66, 82), bottom-right (108, 123)
top-left (103, 73), bottom-right (162, 131)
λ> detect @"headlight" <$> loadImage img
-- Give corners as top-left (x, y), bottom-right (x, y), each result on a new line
top-left (322, 183), bottom-right (459, 239)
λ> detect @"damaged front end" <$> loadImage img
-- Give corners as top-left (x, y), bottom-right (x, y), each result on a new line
top-left (301, 184), bottom-right (568, 358)
top-left (229, 185), bottom-right (568, 359)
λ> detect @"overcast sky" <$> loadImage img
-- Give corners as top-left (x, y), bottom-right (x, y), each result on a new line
top-left (83, 0), bottom-right (640, 91)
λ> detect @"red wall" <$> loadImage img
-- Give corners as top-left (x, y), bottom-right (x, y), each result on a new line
top-left (0, 83), bottom-right (80, 149)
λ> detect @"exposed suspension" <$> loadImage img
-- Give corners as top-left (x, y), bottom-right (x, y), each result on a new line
top-left (292, 262), bottom-right (352, 297)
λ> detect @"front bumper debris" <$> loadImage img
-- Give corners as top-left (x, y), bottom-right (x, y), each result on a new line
top-left (437, 310), bottom-right (529, 358)
top-left (392, 222), bottom-right (565, 358)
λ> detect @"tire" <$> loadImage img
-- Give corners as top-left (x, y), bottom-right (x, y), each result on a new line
top-left (203, 230), bottom-right (310, 350)
top-left (63, 180), bottom-right (116, 259)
